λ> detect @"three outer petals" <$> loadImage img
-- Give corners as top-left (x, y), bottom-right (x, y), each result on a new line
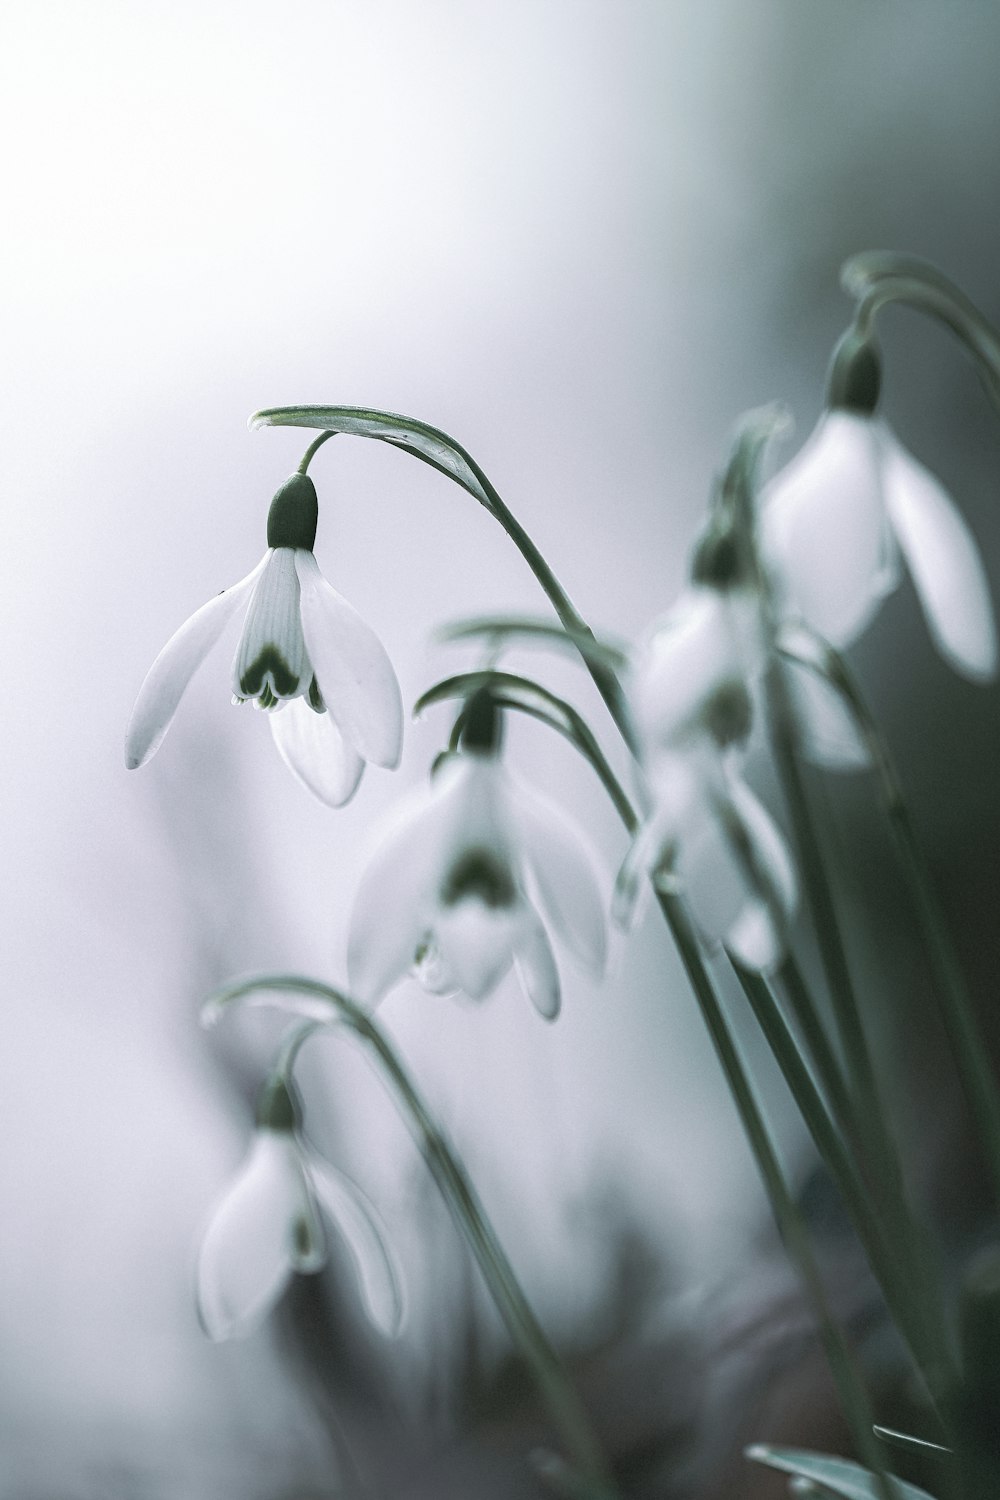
top-left (295, 550), bottom-right (403, 769)
top-left (347, 755), bottom-right (607, 1016)
top-left (124, 557), bottom-right (267, 769)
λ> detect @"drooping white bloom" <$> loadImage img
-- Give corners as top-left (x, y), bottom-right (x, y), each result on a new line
top-left (347, 747), bottom-right (606, 1020)
top-left (761, 411), bottom-right (998, 681)
top-left (197, 1101), bottom-right (403, 1342)
top-left (125, 473), bottom-right (403, 807)
top-left (620, 585), bottom-right (797, 972)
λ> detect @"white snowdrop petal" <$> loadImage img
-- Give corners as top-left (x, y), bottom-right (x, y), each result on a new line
top-left (512, 915), bottom-right (561, 1020)
top-left (781, 654), bottom-right (872, 771)
top-left (125, 556), bottom-right (267, 769)
top-left (347, 773), bottom-right (466, 1005)
top-left (434, 901), bottom-right (517, 1000)
top-left (630, 588), bottom-right (746, 748)
top-left (196, 1130), bottom-right (323, 1342)
top-left (880, 433), bottom-right (999, 681)
top-left (233, 548), bottom-right (311, 702)
top-left (680, 809), bottom-right (749, 953)
top-left (304, 1149), bottom-right (406, 1337)
top-left (295, 551), bottom-right (403, 767)
top-left (514, 781), bottom-right (607, 972)
top-left (760, 412), bottom-right (895, 646)
top-left (727, 778), bottom-right (798, 923)
top-left (726, 901), bottom-right (785, 973)
top-left (269, 697), bottom-right (366, 808)
top-left (718, 779), bottom-right (797, 972)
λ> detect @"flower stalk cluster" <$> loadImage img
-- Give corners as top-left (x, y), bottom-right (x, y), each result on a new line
top-left (129, 250), bottom-right (1000, 1499)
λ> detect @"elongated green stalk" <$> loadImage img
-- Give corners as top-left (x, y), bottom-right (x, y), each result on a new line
top-left (766, 662), bottom-right (902, 1193)
top-left (659, 896), bottom-right (896, 1496)
top-left (778, 954), bottom-right (856, 1140)
top-left (210, 979), bottom-right (617, 1500)
top-left (735, 966), bottom-right (953, 1398)
top-left (765, 664), bottom-right (955, 1389)
top-left (260, 406), bottom-right (925, 1461)
top-left (814, 642), bottom-right (1000, 1209)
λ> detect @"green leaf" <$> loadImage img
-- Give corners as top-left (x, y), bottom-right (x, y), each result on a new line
top-left (438, 613), bottom-right (629, 672)
top-left (872, 1429), bottom-right (950, 1461)
top-left (746, 1446), bottom-right (939, 1500)
top-left (249, 405), bottom-right (493, 509)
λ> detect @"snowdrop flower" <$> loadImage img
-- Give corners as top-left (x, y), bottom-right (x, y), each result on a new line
top-left (197, 1078), bottom-right (403, 1341)
top-left (760, 331), bottom-right (998, 680)
top-left (348, 693), bottom-right (606, 1019)
top-left (619, 581), bottom-right (797, 972)
top-left (125, 472), bottom-right (403, 806)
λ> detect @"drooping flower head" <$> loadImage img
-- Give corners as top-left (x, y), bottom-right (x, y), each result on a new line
top-left (348, 690), bottom-right (606, 1019)
top-left (760, 328), bottom-right (998, 680)
top-left (616, 480), bottom-right (801, 974)
top-left (125, 470), bottom-right (403, 806)
top-left (197, 1075), bottom-right (403, 1342)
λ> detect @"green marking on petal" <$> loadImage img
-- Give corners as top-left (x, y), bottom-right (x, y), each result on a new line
top-left (239, 646), bottom-right (301, 702)
top-left (292, 1214), bottom-right (317, 1259)
top-left (703, 680), bottom-right (753, 747)
top-left (307, 675), bottom-right (325, 713)
top-left (440, 847), bottom-right (518, 909)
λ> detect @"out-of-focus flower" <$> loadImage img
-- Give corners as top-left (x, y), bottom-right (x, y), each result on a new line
top-left (347, 698), bottom-right (606, 1018)
top-left (760, 360), bottom-right (998, 682)
top-left (619, 584), bottom-right (797, 972)
top-left (197, 1079), bottom-right (403, 1341)
top-left (125, 473), bottom-right (403, 806)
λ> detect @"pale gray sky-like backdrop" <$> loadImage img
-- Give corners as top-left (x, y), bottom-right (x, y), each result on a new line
top-left (2, 4), bottom-right (999, 1496)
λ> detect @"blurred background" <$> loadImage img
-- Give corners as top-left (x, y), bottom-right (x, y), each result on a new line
top-left (2, 2), bottom-right (1000, 1495)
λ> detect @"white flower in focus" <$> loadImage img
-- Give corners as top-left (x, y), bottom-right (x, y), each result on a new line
top-left (125, 473), bottom-right (403, 806)
top-left (761, 410), bottom-right (998, 681)
top-left (620, 586), bottom-right (797, 972)
top-left (347, 710), bottom-right (606, 1018)
top-left (197, 1081), bottom-right (403, 1342)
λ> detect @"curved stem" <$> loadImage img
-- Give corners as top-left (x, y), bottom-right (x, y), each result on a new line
top-left (297, 430), bottom-right (335, 474)
top-left (213, 978), bottom-right (617, 1499)
top-left (842, 254), bottom-right (1000, 412)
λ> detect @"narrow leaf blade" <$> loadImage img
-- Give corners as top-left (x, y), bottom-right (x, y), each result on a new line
top-left (746, 1445), bottom-right (939, 1500)
top-left (249, 406), bottom-right (493, 507)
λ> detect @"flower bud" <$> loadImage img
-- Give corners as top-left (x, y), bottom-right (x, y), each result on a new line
top-left (460, 687), bottom-right (503, 755)
top-left (255, 1075), bottom-right (300, 1132)
top-left (826, 328), bottom-right (882, 415)
top-left (266, 472), bottom-right (319, 550)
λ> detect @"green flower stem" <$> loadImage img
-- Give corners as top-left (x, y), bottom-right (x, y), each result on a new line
top-left (766, 662), bottom-right (900, 1189)
top-left (842, 253), bottom-right (1000, 412)
top-left (778, 954), bottom-right (856, 1140)
top-left (766, 666), bottom-right (956, 1392)
top-left (432, 672), bottom-right (945, 1430)
top-left (407, 453), bottom-right (916, 1442)
top-left (817, 643), bottom-right (1000, 1210)
top-left (735, 965), bottom-right (953, 1400)
top-left (217, 979), bottom-right (618, 1500)
top-left (360, 1022), bottom-right (617, 1500)
top-left (256, 405), bottom-right (923, 1460)
top-left (297, 430), bottom-right (336, 474)
top-left (658, 894), bottom-right (897, 1498)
